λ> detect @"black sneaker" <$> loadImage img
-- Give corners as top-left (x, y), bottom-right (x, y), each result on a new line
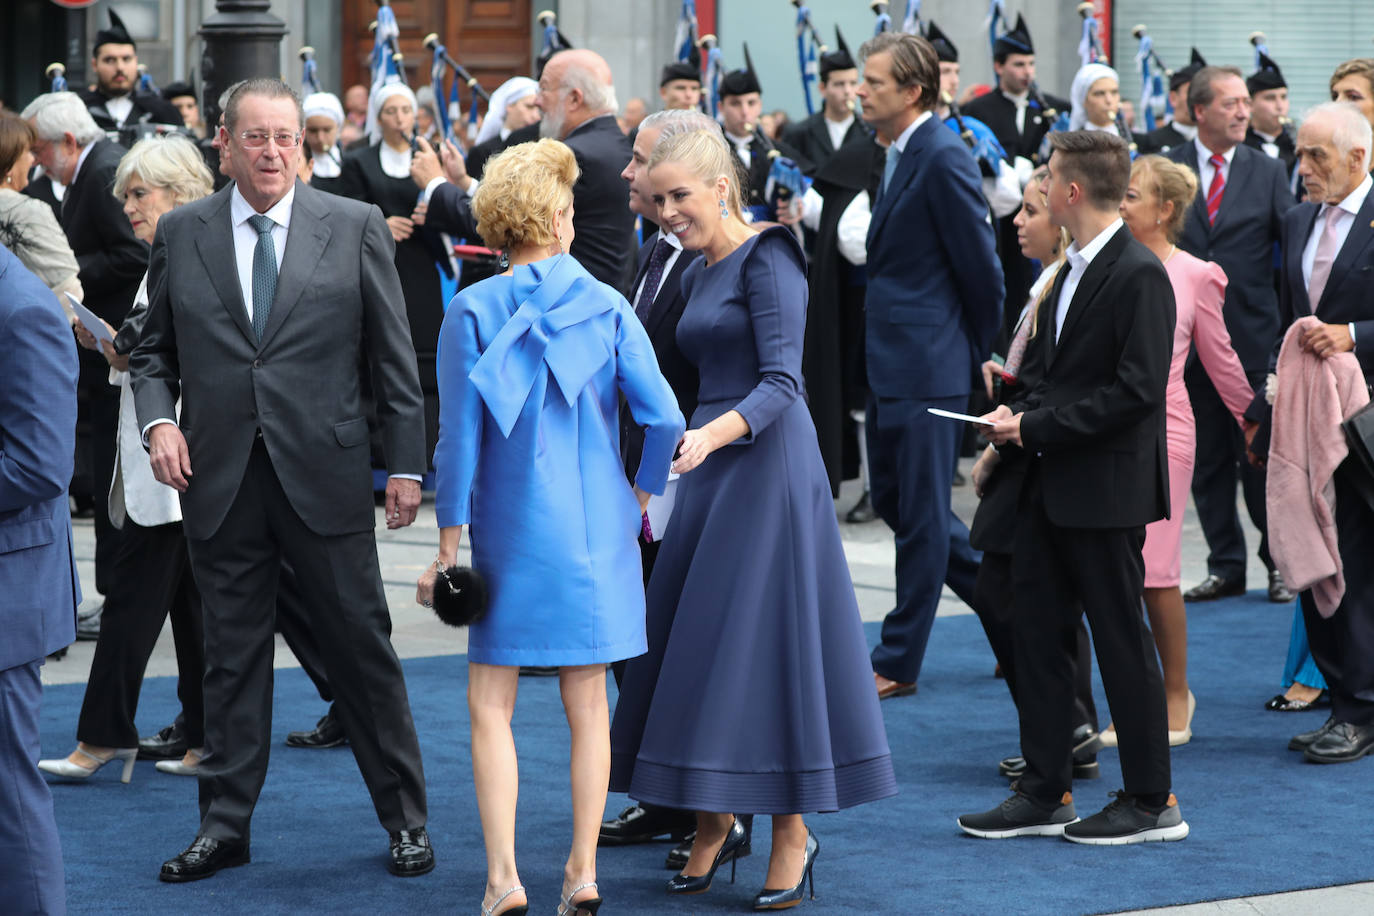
top-left (957, 792), bottom-right (1078, 838)
top-left (1063, 791), bottom-right (1189, 845)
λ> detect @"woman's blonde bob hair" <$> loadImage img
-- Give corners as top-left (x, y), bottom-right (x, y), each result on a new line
top-left (470, 138), bottom-right (579, 251)
top-left (646, 127), bottom-right (745, 220)
top-left (111, 134), bottom-right (214, 207)
top-left (1131, 154), bottom-right (1199, 245)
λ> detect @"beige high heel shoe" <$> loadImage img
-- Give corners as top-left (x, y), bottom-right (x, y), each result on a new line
top-left (37, 746), bottom-right (137, 783)
top-left (1169, 690), bottom-right (1197, 747)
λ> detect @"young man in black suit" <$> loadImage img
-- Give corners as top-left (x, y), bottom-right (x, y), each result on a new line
top-left (783, 29), bottom-right (865, 174)
top-left (78, 11), bottom-right (184, 134)
top-left (716, 47), bottom-right (809, 221)
top-left (1166, 66), bottom-right (1296, 604)
top-left (1249, 103), bottom-right (1374, 763)
top-left (960, 131), bottom-right (1187, 844)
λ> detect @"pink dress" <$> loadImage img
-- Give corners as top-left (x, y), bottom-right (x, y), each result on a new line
top-left (1142, 250), bottom-right (1255, 588)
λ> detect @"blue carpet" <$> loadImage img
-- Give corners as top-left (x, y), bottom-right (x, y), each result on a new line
top-left (40, 593), bottom-right (1374, 915)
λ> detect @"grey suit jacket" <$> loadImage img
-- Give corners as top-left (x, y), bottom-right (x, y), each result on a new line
top-left (129, 180), bottom-right (425, 541)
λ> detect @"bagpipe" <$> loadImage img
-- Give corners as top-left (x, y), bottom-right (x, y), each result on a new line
top-left (536, 10), bottom-right (573, 78)
top-left (790, 1), bottom-right (826, 116)
top-left (425, 32), bottom-right (491, 146)
top-left (699, 34), bottom-right (722, 119)
top-left (944, 93), bottom-right (1007, 179)
top-left (870, 1), bottom-right (892, 36)
top-left (1132, 24), bottom-right (1171, 134)
top-left (300, 46), bottom-right (321, 95)
top-left (1076, 2), bottom-right (1107, 68)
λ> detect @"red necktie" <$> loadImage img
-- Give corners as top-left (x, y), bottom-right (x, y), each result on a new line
top-left (1205, 153), bottom-right (1226, 225)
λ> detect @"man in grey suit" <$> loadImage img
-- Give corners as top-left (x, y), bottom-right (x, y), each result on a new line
top-left (0, 243), bottom-right (80, 916)
top-left (130, 79), bottom-right (434, 883)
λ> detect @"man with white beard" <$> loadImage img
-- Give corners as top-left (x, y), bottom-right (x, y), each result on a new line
top-left (534, 49), bottom-right (636, 294)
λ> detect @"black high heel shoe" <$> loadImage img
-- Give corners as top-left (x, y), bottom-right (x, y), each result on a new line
top-left (666, 817), bottom-right (747, 895)
top-left (752, 828), bottom-right (819, 911)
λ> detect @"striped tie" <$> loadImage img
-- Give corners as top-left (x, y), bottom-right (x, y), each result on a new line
top-left (1205, 154), bottom-right (1226, 225)
top-left (248, 214), bottom-right (277, 341)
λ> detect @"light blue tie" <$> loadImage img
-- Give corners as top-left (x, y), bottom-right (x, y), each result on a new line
top-left (882, 143), bottom-right (901, 193)
top-left (248, 214), bottom-right (277, 341)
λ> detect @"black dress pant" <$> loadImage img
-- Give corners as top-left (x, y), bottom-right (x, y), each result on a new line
top-left (86, 370), bottom-right (123, 595)
top-left (1011, 469), bottom-right (1170, 803)
top-left (1301, 465), bottom-right (1374, 726)
top-left (77, 520), bottom-right (204, 748)
top-left (187, 439), bottom-right (426, 843)
top-left (972, 552), bottom-right (1097, 734)
top-left (1186, 361), bottom-right (1271, 581)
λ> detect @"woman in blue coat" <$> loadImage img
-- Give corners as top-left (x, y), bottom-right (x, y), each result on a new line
top-left (418, 139), bottom-right (684, 916)
top-left (609, 127), bottom-right (896, 911)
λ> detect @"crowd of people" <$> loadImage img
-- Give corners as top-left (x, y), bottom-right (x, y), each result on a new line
top-left (4, 7), bottom-right (1374, 916)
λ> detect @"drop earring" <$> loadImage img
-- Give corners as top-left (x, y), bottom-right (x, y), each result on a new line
top-left (719, 198), bottom-right (729, 219)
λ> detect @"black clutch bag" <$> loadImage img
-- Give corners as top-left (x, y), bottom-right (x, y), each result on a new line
top-left (1340, 400), bottom-right (1374, 513)
top-left (430, 565), bottom-right (489, 628)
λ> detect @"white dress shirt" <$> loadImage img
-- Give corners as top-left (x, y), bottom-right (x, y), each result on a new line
top-left (1302, 174), bottom-right (1373, 341)
top-left (1194, 138), bottom-right (1236, 195)
top-left (1252, 129), bottom-right (1281, 160)
top-left (1055, 218), bottom-right (1123, 341)
top-left (230, 184), bottom-right (292, 324)
top-left (825, 113), bottom-right (854, 151)
top-left (891, 110), bottom-right (932, 156)
top-left (104, 95), bottom-right (134, 126)
top-left (1170, 121), bottom-right (1198, 142)
top-left (1003, 89), bottom-right (1029, 135)
top-left (726, 131), bottom-right (753, 169)
top-left (632, 230), bottom-right (684, 306)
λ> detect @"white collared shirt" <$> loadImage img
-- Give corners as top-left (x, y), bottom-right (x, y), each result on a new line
top-left (1302, 174), bottom-right (1373, 291)
top-left (1004, 89), bottom-right (1029, 134)
top-left (1170, 121), bottom-right (1198, 142)
top-left (105, 95), bottom-right (134, 126)
top-left (230, 184), bottom-right (293, 323)
top-left (726, 131), bottom-right (753, 169)
top-left (1055, 218), bottom-right (1123, 341)
top-left (1195, 138), bottom-right (1236, 194)
top-left (632, 230), bottom-right (684, 307)
top-left (825, 113), bottom-right (854, 151)
top-left (1253, 129), bottom-right (1281, 160)
top-left (69, 140), bottom-right (96, 189)
top-left (891, 110), bottom-right (932, 156)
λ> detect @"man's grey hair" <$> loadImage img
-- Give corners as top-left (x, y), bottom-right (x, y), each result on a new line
top-left (1304, 101), bottom-right (1374, 174)
top-left (20, 92), bottom-right (103, 146)
top-left (223, 78), bottom-right (304, 135)
top-left (639, 108), bottom-right (720, 140)
top-left (562, 63), bottom-right (617, 116)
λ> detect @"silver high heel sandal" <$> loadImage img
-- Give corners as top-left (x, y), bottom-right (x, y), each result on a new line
top-left (156, 748), bottom-right (204, 776)
top-left (481, 885), bottom-right (527, 916)
top-left (557, 881), bottom-right (602, 916)
top-left (37, 746), bottom-right (137, 783)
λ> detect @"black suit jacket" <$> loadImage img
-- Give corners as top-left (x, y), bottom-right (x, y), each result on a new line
top-left (61, 138), bottom-right (149, 327)
top-left (561, 115), bottom-right (636, 295)
top-left (1167, 141), bottom-right (1296, 372)
top-left (1244, 127), bottom-right (1297, 177)
top-left (1011, 224), bottom-right (1175, 529)
top-left (79, 88), bottom-right (183, 132)
top-left (729, 129), bottom-right (810, 210)
top-left (621, 234), bottom-right (700, 477)
top-left (1137, 122), bottom-right (1189, 155)
top-left (961, 88), bottom-right (1069, 164)
top-left (783, 111), bottom-right (867, 175)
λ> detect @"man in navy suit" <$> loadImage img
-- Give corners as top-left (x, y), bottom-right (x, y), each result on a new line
top-left (857, 31), bottom-right (1003, 698)
top-left (1166, 66), bottom-right (1296, 604)
top-left (1249, 103), bottom-right (1374, 763)
top-left (0, 244), bottom-right (80, 916)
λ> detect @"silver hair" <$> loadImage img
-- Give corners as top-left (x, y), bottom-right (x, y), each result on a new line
top-left (20, 92), bottom-right (103, 146)
top-left (639, 108), bottom-right (720, 140)
top-left (562, 63), bottom-right (617, 116)
top-left (112, 134), bottom-right (214, 206)
top-left (1304, 101), bottom-right (1374, 174)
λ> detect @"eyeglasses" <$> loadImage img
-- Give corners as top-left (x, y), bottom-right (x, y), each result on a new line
top-left (238, 130), bottom-right (301, 149)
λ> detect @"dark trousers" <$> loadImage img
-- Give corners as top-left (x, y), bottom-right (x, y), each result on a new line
top-left (1186, 361), bottom-right (1271, 581)
top-left (868, 392), bottom-right (963, 684)
top-left (77, 520), bottom-right (204, 748)
top-left (187, 440), bottom-right (426, 842)
top-left (87, 376), bottom-right (122, 595)
top-left (276, 566), bottom-right (334, 704)
top-left (1301, 465), bottom-right (1374, 726)
top-left (1011, 469), bottom-right (1170, 803)
top-left (972, 552), bottom-right (1098, 733)
top-left (0, 660), bottom-right (66, 916)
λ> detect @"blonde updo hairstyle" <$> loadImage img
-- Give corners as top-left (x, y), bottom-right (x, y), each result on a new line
top-left (1131, 154), bottom-right (1199, 244)
top-left (111, 134), bottom-right (214, 207)
top-left (647, 127), bottom-right (745, 221)
top-left (470, 138), bottom-right (580, 251)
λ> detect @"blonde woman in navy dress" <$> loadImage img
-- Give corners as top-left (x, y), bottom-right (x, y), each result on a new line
top-left (609, 128), bottom-right (896, 911)
top-left (417, 139), bottom-right (684, 916)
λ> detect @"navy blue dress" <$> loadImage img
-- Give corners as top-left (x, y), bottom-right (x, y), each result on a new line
top-left (609, 227), bottom-right (896, 814)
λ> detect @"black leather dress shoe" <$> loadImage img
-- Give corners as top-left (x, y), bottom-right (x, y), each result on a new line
top-left (387, 827), bottom-right (435, 876)
top-left (1304, 721), bottom-right (1374, 764)
top-left (665, 814), bottom-right (753, 870)
top-left (159, 836), bottom-right (250, 882)
top-left (139, 723), bottom-right (189, 761)
top-left (845, 491), bottom-right (876, 524)
top-left (285, 705), bottom-right (346, 749)
top-left (599, 804), bottom-right (695, 846)
top-left (1182, 574), bottom-right (1244, 602)
top-left (1288, 715), bottom-right (1337, 751)
top-left (1267, 570), bottom-right (1295, 603)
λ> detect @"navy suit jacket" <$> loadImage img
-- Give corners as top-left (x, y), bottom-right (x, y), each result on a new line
top-left (1167, 141), bottom-right (1296, 372)
top-left (865, 114), bottom-right (1004, 399)
top-left (0, 245), bottom-right (80, 671)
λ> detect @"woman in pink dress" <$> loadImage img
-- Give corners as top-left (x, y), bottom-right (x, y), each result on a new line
top-left (1108, 155), bottom-right (1256, 746)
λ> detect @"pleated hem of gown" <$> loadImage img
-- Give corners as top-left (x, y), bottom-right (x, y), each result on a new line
top-left (467, 635), bottom-right (647, 667)
top-left (610, 752), bottom-right (897, 815)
